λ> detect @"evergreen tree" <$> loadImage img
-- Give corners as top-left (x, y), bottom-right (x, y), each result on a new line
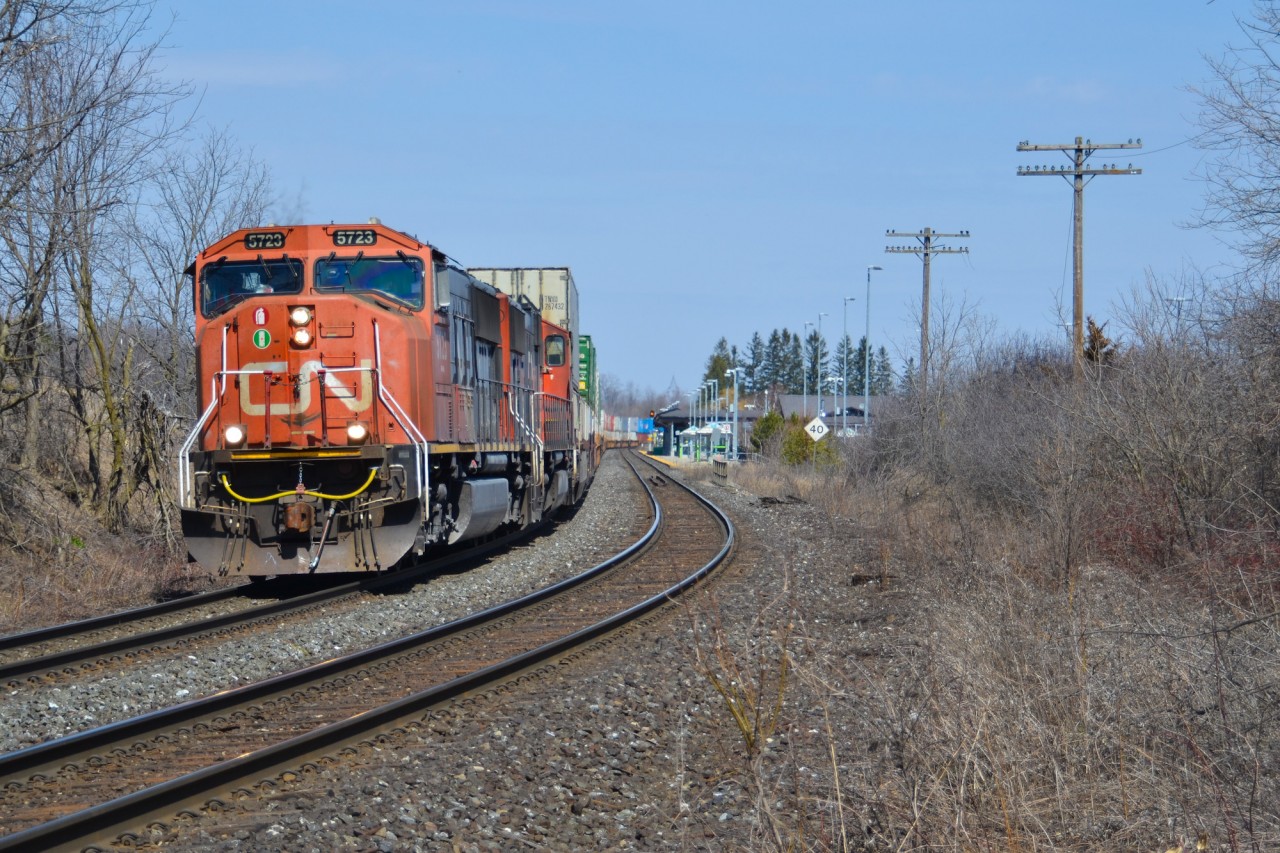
top-left (873, 346), bottom-right (894, 394)
top-left (704, 337), bottom-right (732, 385)
top-left (783, 329), bottom-right (804, 393)
top-left (804, 327), bottom-right (828, 403)
top-left (743, 332), bottom-right (766, 393)
top-left (761, 329), bottom-right (784, 390)
top-left (833, 333), bottom-right (854, 405)
top-left (1083, 316), bottom-right (1119, 365)
top-left (749, 408), bottom-right (784, 453)
top-left (850, 336), bottom-right (869, 398)
top-left (704, 337), bottom-right (733, 414)
top-left (898, 356), bottom-right (917, 394)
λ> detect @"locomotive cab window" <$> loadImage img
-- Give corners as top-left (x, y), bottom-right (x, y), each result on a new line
top-left (200, 258), bottom-right (303, 317)
top-left (315, 254), bottom-right (425, 307)
top-left (545, 334), bottom-right (566, 367)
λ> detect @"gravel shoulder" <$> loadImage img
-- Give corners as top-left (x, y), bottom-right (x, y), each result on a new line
top-left (129, 455), bottom-right (909, 852)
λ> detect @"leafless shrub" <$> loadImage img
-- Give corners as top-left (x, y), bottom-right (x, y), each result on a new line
top-left (691, 588), bottom-right (792, 758)
top-left (729, 460), bottom-right (794, 502)
top-left (694, 273), bottom-right (1280, 849)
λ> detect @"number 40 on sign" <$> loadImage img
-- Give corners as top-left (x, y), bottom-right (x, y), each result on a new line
top-left (805, 417), bottom-right (829, 442)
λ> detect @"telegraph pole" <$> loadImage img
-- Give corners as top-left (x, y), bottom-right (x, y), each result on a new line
top-left (885, 227), bottom-right (969, 395)
top-left (1017, 136), bottom-right (1141, 376)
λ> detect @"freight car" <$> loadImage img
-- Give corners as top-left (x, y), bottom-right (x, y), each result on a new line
top-left (177, 222), bottom-right (599, 577)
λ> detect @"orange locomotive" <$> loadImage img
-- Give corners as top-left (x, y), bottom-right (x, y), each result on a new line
top-left (178, 221), bottom-right (596, 576)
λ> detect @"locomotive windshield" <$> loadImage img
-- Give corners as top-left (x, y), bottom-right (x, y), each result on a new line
top-left (315, 254), bottom-right (425, 307)
top-left (201, 258), bottom-right (303, 317)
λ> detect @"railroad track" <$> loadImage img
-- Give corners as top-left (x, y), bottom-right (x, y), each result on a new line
top-left (0, 511), bottom-right (572, 690)
top-left (0, 451), bottom-right (734, 851)
top-left (0, 582), bottom-right (256, 669)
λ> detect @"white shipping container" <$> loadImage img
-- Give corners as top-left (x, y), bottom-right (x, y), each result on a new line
top-left (470, 267), bottom-right (581, 395)
top-left (467, 268), bottom-right (578, 335)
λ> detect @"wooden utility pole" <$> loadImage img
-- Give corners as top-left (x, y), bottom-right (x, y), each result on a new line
top-left (885, 227), bottom-right (970, 395)
top-left (1017, 136), bottom-right (1141, 377)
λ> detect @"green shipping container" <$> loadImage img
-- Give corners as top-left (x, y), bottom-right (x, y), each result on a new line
top-left (578, 334), bottom-right (597, 408)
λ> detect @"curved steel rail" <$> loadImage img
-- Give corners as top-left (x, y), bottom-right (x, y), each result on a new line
top-left (0, 584), bottom-right (248, 653)
top-left (0, 450), bottom-right (734, 852)
top-left (0, 512), bottom-right (566, 685)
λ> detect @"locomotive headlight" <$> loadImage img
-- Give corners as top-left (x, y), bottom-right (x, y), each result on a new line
top-left (223, 424), bottom-right (247, 448)
top-left (289, 305), bottom-right (314, 348)
top-left (345, 422), bottom-right (370, 444)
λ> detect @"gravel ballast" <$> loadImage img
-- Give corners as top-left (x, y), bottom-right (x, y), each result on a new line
top-left (1, 456), bottom-right (651, 753)
top-left (115, 453), bottom-right (910, 851)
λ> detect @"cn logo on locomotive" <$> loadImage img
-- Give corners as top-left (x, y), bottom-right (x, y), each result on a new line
top-left (237, 359), bottom-right (374, 416)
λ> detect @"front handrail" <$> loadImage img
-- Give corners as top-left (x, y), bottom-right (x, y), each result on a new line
top-left (536, 391), bottom-right (573, 448)
top-left (176, 325), bottom-right (229, 507)
top-left (373, 320), bottom-right (428, 503)
top-left (176, 367), bottom-right (298, 506)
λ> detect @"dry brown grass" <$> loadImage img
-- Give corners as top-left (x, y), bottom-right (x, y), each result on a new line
top-left (732, 457), bottom-right (861, 524)
top-left (693, 439), bottom-right (1280, 851)
top-left (840, 474), bottom-right (1274, 849)
top-left (0, 539), bottom-right (202, 635)
top-left (0, 472), bottom-right (210, 635)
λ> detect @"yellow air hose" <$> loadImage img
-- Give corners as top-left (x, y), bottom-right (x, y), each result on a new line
top-left (219, 467), bottom-right (380, 504)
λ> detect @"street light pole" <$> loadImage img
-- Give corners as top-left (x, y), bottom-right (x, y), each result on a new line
top-left (725, 367), bottom-right (739, 458)
top-left (709, 379), bottom-right (719, 455)
top-left (865, 265), bottom-right (883, 432)
top-left (816, 312), bottom-right (828, 417)
top-left (710, 378), bottom-right (720, 455)
top-left (699, 383), bottom-right (709, 459)
top-left (685, 391), bottom-right (695, 456)
top-left (842, 296), bottom-right (855, 436)
top-left (802, 321), bottom-right (813, 418)
top-left (692, 388), bottom-right (698, 459)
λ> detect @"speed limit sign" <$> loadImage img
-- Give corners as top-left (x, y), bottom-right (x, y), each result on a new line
top-left (805, 417), bottom-right (829, 442)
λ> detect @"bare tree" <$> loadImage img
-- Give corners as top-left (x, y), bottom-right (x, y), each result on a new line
top-left (0, 2), bottom-right (113, 467)
top-left (0, 2), bottom-right (110, 212)
top-left (0, 2), bottom-right (189, 531)
top-left (126, 127), bottom-right (273, 411)
top-left (114, 127), bottom-right (272, 542)
top-left (1193, 2), bottom-right (1280, 269)
top-left (56, 7), bottom-right (188, 531)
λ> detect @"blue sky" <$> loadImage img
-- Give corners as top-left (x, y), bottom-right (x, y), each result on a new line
top-left (157, 1), bottom-right (1251, 396)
